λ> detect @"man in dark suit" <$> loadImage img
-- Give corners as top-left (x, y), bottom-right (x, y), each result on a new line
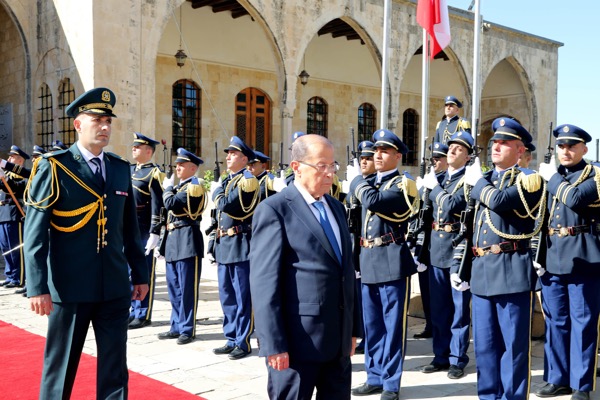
top-left (23, 87), bottom-right (149, 400)
top-left (250, 134), bottom-right (358, 400)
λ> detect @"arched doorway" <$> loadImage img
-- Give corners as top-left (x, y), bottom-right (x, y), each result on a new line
top-left (235, 87), bottom-right (271, 155)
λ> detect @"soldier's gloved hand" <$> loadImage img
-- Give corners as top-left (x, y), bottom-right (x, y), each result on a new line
top-left (346, 159), bottom-right (360, 183)
top-left (413, 256), bottom-right (427, 272)
top-left (162, 175), bottom-right (174, 189)
top-left (465, 157), bottom-right (483, 186)
top-left (533, 261), bottom-right (546, 277)
top-left (415, 176), bottom-right (424, 191)
top-left (208, 179), bottom-right (222, 199)
top-left (539, 156), bottom-right (558, 181)
top-left (0, 159), bottom-right (6, 169)
top-left (273, 170), bottom-right (287, 193)
top-left (0, 166), bottom-right (5, 179)
top-left (144, 233), bottom-right (160, 255)
top-left (153, 247), bottom-right (165, 261)
top-left (422, 166), bottom-right (439, 190)
top-left (450, 273), bottom-right (470, 292)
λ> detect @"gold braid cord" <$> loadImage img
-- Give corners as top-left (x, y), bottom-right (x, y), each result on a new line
top-left (372, 175), bottom-right (417, 224)
top-left (221, 174), bottom-right (260, 220)
top-left (24, 158), bottom-right (106, 253)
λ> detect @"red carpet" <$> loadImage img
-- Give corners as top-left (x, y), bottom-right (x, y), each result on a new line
top-left (0, 320), bottom-right (206, 399)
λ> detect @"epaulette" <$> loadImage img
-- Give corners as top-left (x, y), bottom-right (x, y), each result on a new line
top-left (435, 121), bottom-right (441, 129)
top-left (239, 170), bottom-right (259, 192)
top-left (105, 152), bottom-right (130, 164)
top-left (593, 165), bottom-right (600, 201)
top-left (265, 175), bottom-right (274, 191)
top-left (187, 182), bottom-right (205, 197)
top-left (42, 149), bottom-right (68, 159)
top-left (152, 166), bottom-right (164, 182)
top-left (459, 119), bottom-right (471, 129)
top-left (400, 174), bottom-right (418, 198)
top-left (516, 171), bottom-right (542, 193)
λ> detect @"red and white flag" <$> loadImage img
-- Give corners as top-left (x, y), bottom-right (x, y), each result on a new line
top-left (416, 0), bottom-right (451, 59)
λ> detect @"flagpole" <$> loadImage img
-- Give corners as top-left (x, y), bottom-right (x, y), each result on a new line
top-left (379, 0), bottom-right (391, 130)
top-left (420, 29), bottom-right (430, 162)
top-left (471, 0), bottom-right (482, 141)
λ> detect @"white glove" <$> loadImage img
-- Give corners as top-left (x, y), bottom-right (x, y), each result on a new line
top-left (162, 175), bottom-right (174, 189)
top-left (533, 261), bottom-right (546, 277)
top-left (341, 180), bottom-right (351, 194)
top-left (539, 156), bottom-right (558, 181)
top-left (416, 176), bottom-right (423, 191)
top-left (153, 247), bottom-right (165, 261)
top-left (422, 166), bottom-right (439, 190)
top-left (450, 273), bottom-right (470, 292)
top-left (144, 233), bottom-right (160, 255)
top-left (465, 157), bottom-right (483, 186)
top-left (0, 166), bottom-right (5, 179)
top-left (413, 256), bottom-right (427, 272)
top-left (273, 170), bottom-right (287, 193)
top-left (346, 159), bottom-right (360, 183)
top-left (208, 179), bottom-right (222, 199)
top-left (0, 159), bottom-right (6, 168)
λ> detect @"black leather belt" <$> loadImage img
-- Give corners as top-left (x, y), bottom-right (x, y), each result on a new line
top-left (548, 224), bottom-right (600, 237)
top-left (217, 225), bottom-right (252, 238)
top-left (360, 231), bottom-right (403, 248)
top-left (166, 220), bottom-right (200, 231)
top-left (472, 240), bottom-right (529, 257)
top-left (432, 222), bottom-right (460, 233)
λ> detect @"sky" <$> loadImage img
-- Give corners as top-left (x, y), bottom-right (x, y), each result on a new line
top-left (446, 0), bottom-right (600, 152)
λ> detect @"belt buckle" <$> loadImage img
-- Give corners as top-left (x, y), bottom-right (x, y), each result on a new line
top-left (432, 223), bottom-right (439, 231)
top-left (444, 224), bottom-right (453, 233)
top-left (226, 227), bottom-right (236, 236)
top-left (490, 244), bottom-right (501, 254)
top-left (475, 247), bottom-right (485, 256)
top-left (167, 223), bottom-right (175, 231)
top-left (373, 237), bottom-right (383, 247)
top-left (548, 227), bottom-right (555, 236)
top-left (559, 227), bottom-right (569, 237)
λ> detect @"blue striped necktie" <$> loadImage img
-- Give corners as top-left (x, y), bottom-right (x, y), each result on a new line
top-left (312, 201), bottom-right (342, 265)
top-left (90, 157), bottom-right (104, 186)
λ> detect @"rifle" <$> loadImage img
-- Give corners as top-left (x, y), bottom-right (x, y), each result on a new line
top-left (533, 122), bottom-right (554, 267)
top-left (278, 142), bottom-right (288, 174)
top-left (346, 127), bottom-right (361, 237)
top-left (160, 139), bottom-right (173, 178)
top-left (207, 142), bottom-right (222, 235)
top-left (414, 138), bottom-right (435, 265)
top-left (350, 127), bottom-right (358, 160)
top-left (213, 142), bottom-right (222, 182)
top-left (596, 138), bottom-right (599, 163)
top-left (453, 123), bottom-right (482, 282)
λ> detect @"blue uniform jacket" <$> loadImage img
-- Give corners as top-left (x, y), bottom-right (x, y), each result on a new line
top-left (249, 183), bottom-right (358, 362)
top-left (131, 162), bottom-right (164, 235)
top-left (23, 146), bottom-right (148, 302)
top-left (163, 176), bottom-right (207, 262)
top-left (434, 116), bottom-right (471, 145)
top-left (349, 170), bottom-right (418, 284)
top-left (428, 168), bottom-right (467, 268)
top-left (468, 167), bottom-right (545, 296)
top-left (257, 170), bottom-right (277, 201)
top-left (545, 161), bottom-right (600, 275)
top-left (213, 169), bottom-right (260, 264)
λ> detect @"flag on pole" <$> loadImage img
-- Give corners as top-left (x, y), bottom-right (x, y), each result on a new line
top-left (416, 0), bottom-right (451, 59)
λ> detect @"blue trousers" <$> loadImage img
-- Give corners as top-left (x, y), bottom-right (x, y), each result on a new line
top-left (541, 272), bottom-right (600, 391)
top-left (165, 256), bottom-right (201, 337)
top-left (417, 267), bottom-right (432, 332)
top-left (429, 266), bottom-right (471, 368)
top-left (217, 260), bottom-right (253, 352)
top-left (130, 250), bottom-right (157, 320)
top-left (472, 292), bottom-right (534, 400)
top-left (362, 277), bottom-right (410, 393)
top-left (0, 221), bottom-right (24, 284)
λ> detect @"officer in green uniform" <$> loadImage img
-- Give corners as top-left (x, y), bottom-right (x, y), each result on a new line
top-left (24, 87), bottom-right (149, 400)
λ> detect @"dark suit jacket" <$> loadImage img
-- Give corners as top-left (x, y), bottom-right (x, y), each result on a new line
top-left (24, 145), bottom-right (148, 302)
top-left (249, 183), bottom-right (358, 363)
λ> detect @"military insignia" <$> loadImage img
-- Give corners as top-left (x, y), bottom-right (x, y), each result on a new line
top-left (458, 132), bottom-right (463, 137)
top-left (379, 131), bottom-right (385, 137)
top-left (434, 143), bottom-right (439, 148)
top-left (74, 154), bottom-right (81, 161)
top-left (563, 126), bottom-right (569, 133)
top-left (102, 90), bottom-right (111, 102)
top-left (499, 119), bottom-right (505, 127)
top-left (230, 137), bottom-right (234, 143)
top-left (115, 190), bottom-right (128, 196)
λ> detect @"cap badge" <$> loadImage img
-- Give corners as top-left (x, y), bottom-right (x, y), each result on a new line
top-left (434, 143), bottom-right (439, 148)
top-left (499, 119), bottom-right (505, 127)
top-left (379, 131), bottom-right (385, 137)
top-left (101, 90), bottom-right (111, 102)
top-left (563, 126), bottom-right (570, 133)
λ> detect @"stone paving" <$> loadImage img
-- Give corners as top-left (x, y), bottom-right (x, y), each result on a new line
top-left (0, 259), bottom-right (595, 399)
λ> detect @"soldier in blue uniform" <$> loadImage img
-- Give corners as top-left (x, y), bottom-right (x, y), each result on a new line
top-left (157, 148), bottom-right (207, 345)
top-left (247, 150), bottom-right (276, 200)
top-left (535, 125), bottom-right (600, 400)
top-left (419, 132), bottom-right (472, 379)
top-left (434, 96), bottom-right (471, 145)
top-left (128, 132), bottom-right (164, 329)
top-left (518, 142), bottom-right (535, 171)
top-left (211, 136), bottom-right (260, 360)
top-left (348, 129), bottom-right (418, 400)
top-left (23, 87), bottom-right (149, 399)
top-left (0, 145), bottom-right (29, 289)
top-left (461, 117), bottom-right (546, 400)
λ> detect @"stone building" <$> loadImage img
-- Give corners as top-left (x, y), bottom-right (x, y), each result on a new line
top-left (0, 0), bottom-right (561, 174)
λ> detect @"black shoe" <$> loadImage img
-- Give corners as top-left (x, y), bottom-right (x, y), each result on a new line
top-left (21, 292), bottom-right (27, 297)
top-left (413, 329), bottom-right (432, 339)
top-left (157, 331), bottom-right (180, 340)
top-left (228, 346), bottom-right (251, 360)
top-left (128, 318), bottom-right (151, 329)
top-left (14, 287), bottom-right (27, 295)
top-left (351, 383), bottom-right (383, 396)
top-left (535, 383), bottom-right (572, 397)
top-left (380, 391), bottom-right (399, 400)
top-left (571, 391), bottom-right (589, 400)
top-left (128, 315), bottom-right (135, 324)
top-left (213, 344), bottom-right (235, 355)
top-left (176, 334), bottom-right (193, 345)
top-left (354, 345), bottom-right (365, 355)
top-left (447, 365), bottom-right (464, 379)
top-left (421, 363), bottom-right (450, 373)
top-left (4, 282), bottom-right (17, 288)
top-left (0, 281), bottom-right (7, 286)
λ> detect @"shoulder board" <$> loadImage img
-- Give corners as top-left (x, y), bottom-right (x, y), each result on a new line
top-left (105, 152), bottom-right (130, 164)
top-left (399, 174), bottom-right (417, 198)
top-left (516, 171), bottom-right (542, 193)
top-left (152, 166), bottom-right (165, 181)
top-left (187, 182), bottom-right (205, 197)
top-left (435, 121), bottom-right (441, 129)
top-left (239, 170), bottom-right (259, 192)
top-left (459, 118), bottom-right (471, 129)
top-left (402, 170), bottom-right (415, 181)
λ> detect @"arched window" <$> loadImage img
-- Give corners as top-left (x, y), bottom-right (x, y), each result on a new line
top-left (172, 79), bottom-right (202, 155)
top-left (37, 84), bottom-right (53, 149)
top-left (307, 97), bottom-right (328, 137)
top-left (58, 78), bottom-right (76, 145)
top-left (358, 103), bottom-right (376, 143)
top-left (402, 108), bottom-right (419, 166)
top-left (235, 88), bottom-right (271, 154)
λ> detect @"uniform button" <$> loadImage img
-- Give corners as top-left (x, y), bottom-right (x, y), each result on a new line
top-left (104, 206), bottom-right (107, 210)
top-left (104, 229), bottom-right (108, 234)
top-left (483, 241), bottom-right (487, 245)
top-left (368, 226), bottom-right (371, 230)
top-left (493, 181), bottom-right (498, 185)
top-left (103, 194), bottom-right (107, 198)
top-left (555, 215), bottom-right (560, 219)
top-left (557, 224), bottom-right (561, 228)
top-left (368, 235), bottom-right (372, 239)
top-left (483, 230), bottom-right (487, 234)
top-left (439, 234), bottom-right (443, 238)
